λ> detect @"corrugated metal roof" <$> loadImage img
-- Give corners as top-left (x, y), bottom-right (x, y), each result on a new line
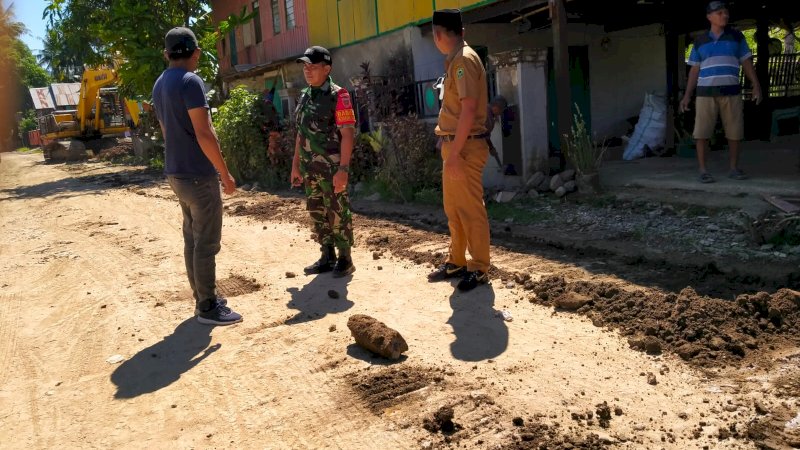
top-left (29, 87), bottom-right (56, 110)
top-left (51, 83), bottom-right (81, 107)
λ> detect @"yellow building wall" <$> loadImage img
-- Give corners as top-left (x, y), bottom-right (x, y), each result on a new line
top-left (307, 0), bottom-right (496, 48)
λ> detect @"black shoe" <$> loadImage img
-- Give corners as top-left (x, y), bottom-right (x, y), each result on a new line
top-left (428, 263), bottom-right (466, 282)
top-left (194, 296), bottom-right (227, 316)
top-left (304, 245), bottom-right (336, 275)
top-left (457, 270), bottom-right (488, 291)
top-left (196, 300), bottom-right (243, 326)
top-left (332, 257), bottom-right (355, 278)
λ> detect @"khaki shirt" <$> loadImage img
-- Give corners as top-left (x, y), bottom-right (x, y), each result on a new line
top-left (435, 41), bottom-right (488, 136)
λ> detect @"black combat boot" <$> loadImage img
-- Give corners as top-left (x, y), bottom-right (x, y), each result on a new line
top-left (332, 247), bottom-right (355, 278)
top-left (304, 245), bottom-right (336, 274)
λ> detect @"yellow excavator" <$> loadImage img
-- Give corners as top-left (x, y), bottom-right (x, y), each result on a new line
top-left (38, 66), bottom-right (141, 162)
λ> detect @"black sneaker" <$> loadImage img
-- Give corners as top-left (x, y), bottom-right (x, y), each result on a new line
top-left (332, 257), bottom-right (355, 278)
top-left (197, 301), bottom-right (243, 326)
top-left (194, 297), bottom-right (227, 316)
top-left (427, 263), bottom-right (466, 282)
top-left (457, 270), bottom-right (488, 291)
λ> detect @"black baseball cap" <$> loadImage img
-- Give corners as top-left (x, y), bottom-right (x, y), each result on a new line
top-left (296, 46), bottom-right (332, 65)
top-left (706, 1), bottom-right (727, 13)
top-left (165, 27), bottom-right (199, 55)
top-left (432, 9), bottom-right (463, 34)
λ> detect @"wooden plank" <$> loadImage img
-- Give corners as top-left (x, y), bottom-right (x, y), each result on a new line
top-left (551, 0), bottom-right (571, 170)
top-left (762, 194), bottom-right (800, 214)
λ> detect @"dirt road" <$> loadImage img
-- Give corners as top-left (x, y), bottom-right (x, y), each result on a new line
top-left (1, 152), bottom-right (797, 449)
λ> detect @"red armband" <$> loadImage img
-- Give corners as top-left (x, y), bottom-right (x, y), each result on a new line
top-left (335, 90), bottom-right (356, 127)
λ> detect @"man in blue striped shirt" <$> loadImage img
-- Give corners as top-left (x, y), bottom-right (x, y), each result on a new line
top-left (679, 1), bottom-right (762, 183)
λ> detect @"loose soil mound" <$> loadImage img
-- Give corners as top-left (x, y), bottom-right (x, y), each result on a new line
top-left (529, 275), bottom-right (800, 367)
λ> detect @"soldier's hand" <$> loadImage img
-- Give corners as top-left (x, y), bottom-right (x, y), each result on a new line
top-left (221, 173), bottom-right (236, 195)
top-left (290, 166), bottom-right (303, 187)
top-left (333, 169), bottom-right (348, 193)
top-left (444, 156), bottom-right (465, 181)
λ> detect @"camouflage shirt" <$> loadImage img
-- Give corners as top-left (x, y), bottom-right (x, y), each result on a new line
top-left (295, 77), bottom-right (356, 158)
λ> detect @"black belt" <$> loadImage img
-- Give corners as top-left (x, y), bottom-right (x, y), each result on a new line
top-left (440, 133), bottom-right (490, 142)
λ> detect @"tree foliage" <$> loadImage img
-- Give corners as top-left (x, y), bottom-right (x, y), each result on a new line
top-left (1, 5), bottom-right (52, 113)
top-left (42, 0), bottom-right (255, 98)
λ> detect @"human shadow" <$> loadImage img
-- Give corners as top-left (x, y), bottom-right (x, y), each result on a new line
top-left (111, 318), bottom-right (218, 399)
top-left (285, 273), bottom-right (355, 325)
top-left (448, 284), bottom-right (508, 361)
top-left (345, 343), bottom-right (408, 366)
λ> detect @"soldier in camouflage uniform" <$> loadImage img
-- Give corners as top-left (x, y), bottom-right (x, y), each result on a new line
top-left (291, 46), bottom-right (357, 277)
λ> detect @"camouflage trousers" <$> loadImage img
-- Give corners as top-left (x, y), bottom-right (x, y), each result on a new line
top-left (301, 157), bottom-right (354, 249)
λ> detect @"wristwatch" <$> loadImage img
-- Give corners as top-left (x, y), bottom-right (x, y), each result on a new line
top-left (338, 165), bottom-right (350, 173)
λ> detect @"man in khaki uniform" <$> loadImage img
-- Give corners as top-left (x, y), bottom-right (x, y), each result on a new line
top-left (427, 8), bottom-right (491, 292)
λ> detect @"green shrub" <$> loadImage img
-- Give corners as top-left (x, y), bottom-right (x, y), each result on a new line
top-left (374, 115), bottom-right (440, 202)
top-left (213, 86), bottom-right (268, 183)
top-left (19, 110), bottom-right (38, 134)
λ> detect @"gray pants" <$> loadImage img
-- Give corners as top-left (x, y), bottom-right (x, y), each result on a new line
top-left (167, 175), bottom-right (222, 312)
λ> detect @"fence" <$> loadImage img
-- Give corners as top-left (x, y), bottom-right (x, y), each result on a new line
top-left (741, 52), bottom-right (800, 98)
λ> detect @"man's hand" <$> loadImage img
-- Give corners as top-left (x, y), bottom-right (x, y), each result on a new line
top-left (290, 165), bottom-right (303, 187)
top-left (333, 169), bottom-right (349, 193)
top-left (221, 172), bottom-right (236, 195)
top-left (679, 96), bottom-right (691, 113)
top-left (444, 156), bottom-right (465, 181)
top-left (752, 85), bottom-right (763, 105)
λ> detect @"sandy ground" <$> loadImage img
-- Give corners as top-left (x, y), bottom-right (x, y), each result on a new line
top-left (0, 152), bottom-right (797, 449)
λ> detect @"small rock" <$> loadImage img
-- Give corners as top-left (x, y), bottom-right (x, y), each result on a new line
top-left (495, 310), bottom-right (513, 322)
top-left (240, 184), bottom-right (252, 191)
top-left (512, 417), bottom-right (524, 426)
top-left (554, 291), bottom-right (592, 311)
top-left (372, 251), bottom-right (380, 260)
top-left (754, 400), bottom-right (769, 415)
top-left (327, 290), bottom-right (340, 299)
top-left (723, 404), bottom-right (738, 412)
top-left (560, 169), bottom-right (576, 181)
top-left (505, 282), bottom-right (515, 289)
top-left (550, 174), bottom-right (564, 191)
top-left (365, 192), bottom-right (381, 201)
top-left (614, 406), bottom-right (623, 416)
top-left (377, 266), bottom-right (383, 270)
top-left (760, 243), bottom-right (774, 251)
top-left (525, 172), bottom-right (546, 191)
top-left (106, 354), bottom-right (125, 364)
top-left (706, 224), bottom-right (720, 232)
top-left (329, 324), bottom-right (337, 332)
top-left (285, 272), bottom-right (296, 278)
top-left (646, 372), bottom-right (658, 385)
top-left (45, 390), bottom-right (55, 396)
top-left (555, 186), bottom-right (567, 198)
top-left (563, 181), bottom-right (576, 192)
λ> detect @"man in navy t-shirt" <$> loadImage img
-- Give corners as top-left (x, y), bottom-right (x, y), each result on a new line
top-left (152, 27), bottom-right (242, 326)
top-left (679, 1), bottom-right (762, 184)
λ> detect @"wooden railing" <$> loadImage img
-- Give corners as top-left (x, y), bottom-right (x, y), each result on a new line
top-left (741, 52), bottom-right (800, 98)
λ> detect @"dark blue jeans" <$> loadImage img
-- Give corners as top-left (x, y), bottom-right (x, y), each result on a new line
top-left (167, 175), bottom-right (222, 312)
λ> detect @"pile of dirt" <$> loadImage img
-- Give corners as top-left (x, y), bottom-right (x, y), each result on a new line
top-left (96, 142), bottom-right (133, 161)
top-left (500, 420), bottom-right (609, 450)
top-left (226, 198), bottom-right (307, 224)
top-left (347, 365), bottom-right (443, 413)
top-left (216, 274), bottom-right (262, 297)
top-left (528, 275), bottom-right (800, 367)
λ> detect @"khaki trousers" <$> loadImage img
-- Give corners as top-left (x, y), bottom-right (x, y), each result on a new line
top-left (441, 139), bottom-right (491, 273)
